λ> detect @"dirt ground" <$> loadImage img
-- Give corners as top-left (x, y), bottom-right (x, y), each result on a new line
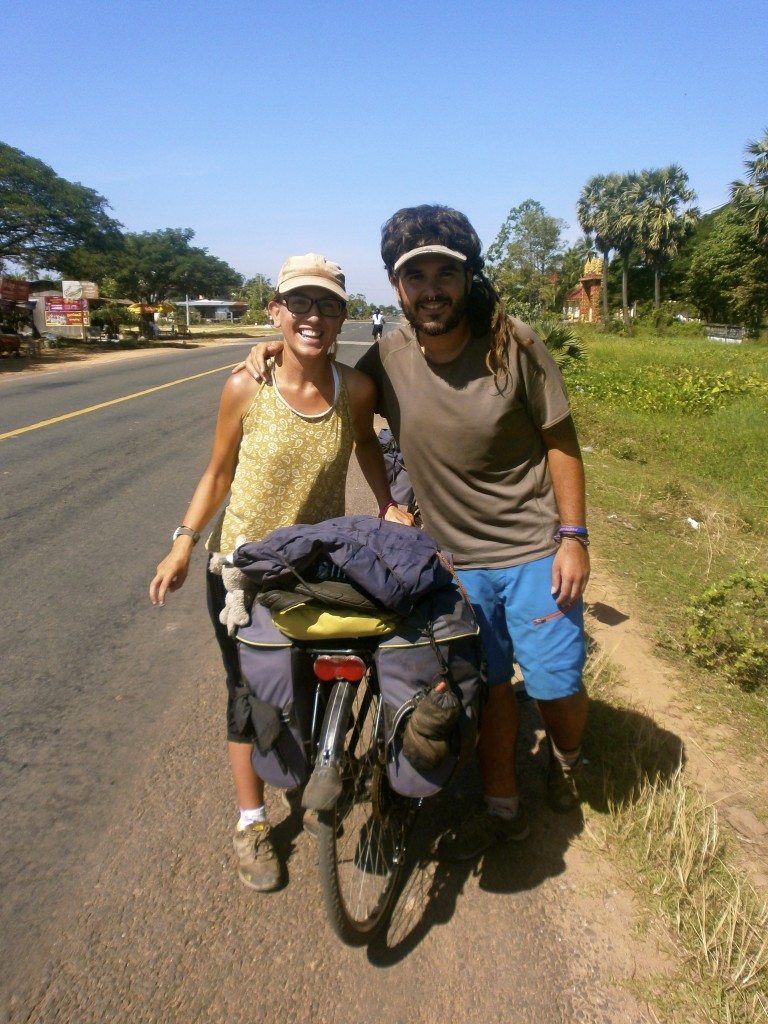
top-left (586, 567), bottom-right (768, 890)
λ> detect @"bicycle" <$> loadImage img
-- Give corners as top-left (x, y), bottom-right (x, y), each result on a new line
top-left (232, 516), bottom-right (483, 944)
top-left (300, 638), bottom-right (420, 945)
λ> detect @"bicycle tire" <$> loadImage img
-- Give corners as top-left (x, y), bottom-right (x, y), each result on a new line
top-left (316, 673), bottom-right (415, 945)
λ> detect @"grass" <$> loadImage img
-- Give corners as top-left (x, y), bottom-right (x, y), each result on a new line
top-left (563, 326), bottom-right (768, 741)
top-left (582, 647), bottom-right (768, 1023)
top-left (566, 325), bottom-right (768, 1019)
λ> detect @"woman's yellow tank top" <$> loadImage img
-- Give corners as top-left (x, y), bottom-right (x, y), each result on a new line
top-left (209, 364), bottom-right (354, 554)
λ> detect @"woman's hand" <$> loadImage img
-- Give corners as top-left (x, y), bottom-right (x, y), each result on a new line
top-left (383, 504), bottom-right (415, 527)
top-left (149, 542), bottom-right (194, 606)
top-left (231, 340), bottom-right (284, 382)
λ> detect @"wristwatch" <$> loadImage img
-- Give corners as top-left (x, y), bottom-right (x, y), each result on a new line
top-left (172, 525), bottom-right (201, 544)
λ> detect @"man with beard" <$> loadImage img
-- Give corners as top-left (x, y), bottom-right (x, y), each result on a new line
top-left (243, 205), bottom-right (590, 859)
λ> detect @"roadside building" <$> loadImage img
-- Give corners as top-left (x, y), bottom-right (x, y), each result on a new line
top-left (175, 299), bottom-right (248, 322)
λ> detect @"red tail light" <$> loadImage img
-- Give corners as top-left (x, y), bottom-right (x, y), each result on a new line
top-left (313, 655), bottom-right (366, 682)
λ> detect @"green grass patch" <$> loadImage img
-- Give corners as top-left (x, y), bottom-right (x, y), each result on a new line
top-left (564, 328), bottom-right (768, 735)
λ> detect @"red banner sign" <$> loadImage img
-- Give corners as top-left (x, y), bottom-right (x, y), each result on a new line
top-left (45, 297), bottom-right (91, 327)
top-left (0, 279), bottom-right (30, 302)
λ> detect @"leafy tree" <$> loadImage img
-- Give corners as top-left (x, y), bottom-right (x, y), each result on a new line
top-left (603, 172), bottom-right (642, 333)
top-left (577, 173), bottom-right (621, 322)
top-left (239, 273), bottom-right (274, 313)
top-left (485, 199), bottom-right (567, 320)
top-left (630, 165), bottom-right (699, 308)
top-left (730, 127), bottom-right (768, 246)
top-left (345, 293), bottom-right (370, 318)
top-left (104, 229), bottom-right (241, 304)
top-left (89, 303), bottom-right (139, 337)
top-left (0, 142), bottom-right (122, 274)
top-left (685, 209), bottom-right (768, 333)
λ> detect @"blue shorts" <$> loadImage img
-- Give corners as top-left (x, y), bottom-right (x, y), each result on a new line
top-left (456, 555), bottom-right (586, 700)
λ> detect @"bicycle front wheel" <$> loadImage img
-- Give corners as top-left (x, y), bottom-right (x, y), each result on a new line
top-left (316, 676), bottom-right (413, 945)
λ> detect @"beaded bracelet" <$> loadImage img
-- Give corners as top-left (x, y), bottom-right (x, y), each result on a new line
top-left (378, 500), bottom-right (398, 519)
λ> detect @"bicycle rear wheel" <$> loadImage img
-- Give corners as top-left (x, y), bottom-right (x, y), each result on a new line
top-left (316, 675), bottom-right (414, 945)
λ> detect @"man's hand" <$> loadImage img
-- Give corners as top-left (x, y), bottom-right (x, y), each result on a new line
top-left (550, 541), bottom-right (590, 609)
top-left (231, 340), bottom-right (284, 381)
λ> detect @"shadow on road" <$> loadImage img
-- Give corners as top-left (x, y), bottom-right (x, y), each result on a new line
top-left (366, 689), bottom-right (682, 965)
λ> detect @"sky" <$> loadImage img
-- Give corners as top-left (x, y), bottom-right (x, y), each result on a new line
top-left (3, 0), bottom-right (767, 304)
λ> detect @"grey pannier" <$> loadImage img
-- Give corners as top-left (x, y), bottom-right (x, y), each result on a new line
top-left (375, 583), bottom-right (486, 798)
top-left (236, 601), bottom-right (315, 789)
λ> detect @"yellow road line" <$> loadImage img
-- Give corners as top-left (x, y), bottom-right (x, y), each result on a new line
top-left (0, 363), bottom-right (237, 441)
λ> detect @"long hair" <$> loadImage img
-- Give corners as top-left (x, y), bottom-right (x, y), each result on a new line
top-left (381, 205), bottom-right (529, 382)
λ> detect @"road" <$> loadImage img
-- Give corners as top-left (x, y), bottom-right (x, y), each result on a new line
top-left (0, 325), bottom-right (652, 1022)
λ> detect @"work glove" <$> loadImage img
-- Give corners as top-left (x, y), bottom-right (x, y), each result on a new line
top-left (402, 679), bottom-right (460, 772)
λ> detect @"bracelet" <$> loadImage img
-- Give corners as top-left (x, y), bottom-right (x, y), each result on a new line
top-left (554, 531), bottom-right (590, 548)
top-left (378, 500), bottom-right (398, 519)
top-left (558, 525), bottom-right (588, 536)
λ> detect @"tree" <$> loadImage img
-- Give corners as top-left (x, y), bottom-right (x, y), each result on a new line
top-left (685, 209), bottom-right (768, 333)
top-left (730, 127), bottom-right (768, 246)
top-left (485, 199), bottom-right (567, 319)
top-left (103, 229), bottom-right (242, 304)
top-left (239, 274), bottom-right (273, 311)
top-left (0, 142), bottom-right (122, 274)
top-left (577, 173), bottom-right (621, 322)
top-left (602, 172), bottom-right (641, 333)
top-left (345, 293), bottom-right (370, 318)
top-left (631, 165), bottom-right (699, 308)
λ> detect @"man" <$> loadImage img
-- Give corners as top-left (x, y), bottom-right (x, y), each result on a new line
top-left (371, 307), bottom-right (385, 340)
top-left (244, 205), bottom-right (590, 860)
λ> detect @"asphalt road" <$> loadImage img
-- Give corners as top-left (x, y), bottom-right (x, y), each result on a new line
top-left (0, 325), bottom-right (650, 1023)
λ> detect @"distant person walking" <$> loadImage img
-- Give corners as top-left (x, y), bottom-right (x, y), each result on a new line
top-left (371, 308), bottom-right (385, 340)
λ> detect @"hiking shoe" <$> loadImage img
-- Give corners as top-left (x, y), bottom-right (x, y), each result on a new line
top-left (232, 822), bottom-right (281, 891)
top-left (433, 803), bottom-right (530, 861)
top-left (280, 787), bottom-right (319, 839)
top-left (546, 749), bottom-right (584, 813)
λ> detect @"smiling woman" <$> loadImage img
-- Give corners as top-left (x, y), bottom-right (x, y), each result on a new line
top-left (149, 251), bottom-right (413, 895)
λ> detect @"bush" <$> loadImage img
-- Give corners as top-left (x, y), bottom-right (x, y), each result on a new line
top-left (684, 570), bottom-right (768, 691)
top-left (566, 363), bottom-right (767, 416)
top-left (533, 319), bottom-right (586, 367)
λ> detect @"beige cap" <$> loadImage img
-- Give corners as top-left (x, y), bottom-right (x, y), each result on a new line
top-left (276, 253), bottom-right (347, 301)
top-left (392, 244), bottom-right (468, 274)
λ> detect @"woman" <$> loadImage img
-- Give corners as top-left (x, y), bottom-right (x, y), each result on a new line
top-left (149, 253), bottom-right (412, 892)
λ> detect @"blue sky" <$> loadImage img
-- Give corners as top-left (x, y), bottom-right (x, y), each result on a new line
top-left (3, 0), bottom-right (766, 304)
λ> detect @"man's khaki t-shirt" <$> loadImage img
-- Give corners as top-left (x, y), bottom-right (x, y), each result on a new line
top-left (356, 321), bottom-right (572, 569)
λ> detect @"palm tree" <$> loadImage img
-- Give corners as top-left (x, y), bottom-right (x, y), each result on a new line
top-left (632, 165), bottom-right (699, 308)
top-left (602, 172), bottom-right (641, 333)
top-left (730, 128), bottom-right (768, 246)
top-left (577, 174), bottom-right (614, 321)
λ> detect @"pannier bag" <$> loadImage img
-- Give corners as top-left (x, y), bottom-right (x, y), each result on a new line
top-left (236, 601), bottom-right (316, 789)
top-left (233, 517), bottom-right (485, 797)
top-left (375, 583), bottom-right (486, 798)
